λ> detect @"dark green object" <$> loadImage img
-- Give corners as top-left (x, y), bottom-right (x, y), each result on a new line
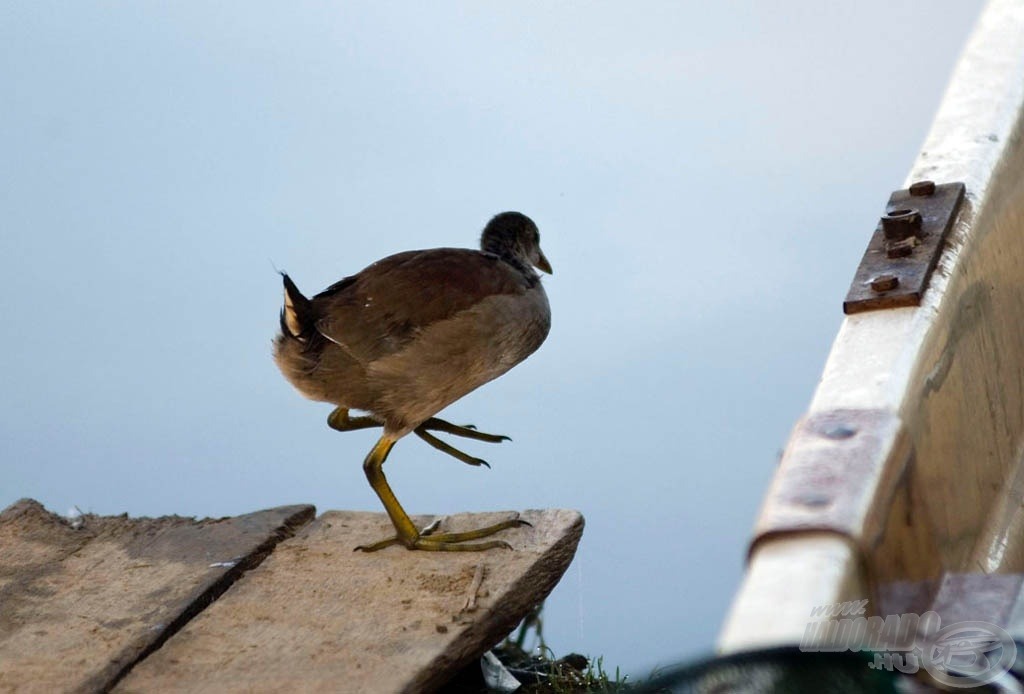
top-left (637, 647), bottom-right (913, 693)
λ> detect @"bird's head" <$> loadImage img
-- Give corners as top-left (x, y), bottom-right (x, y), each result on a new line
top-left (480, 211), bottom-right (552, 274)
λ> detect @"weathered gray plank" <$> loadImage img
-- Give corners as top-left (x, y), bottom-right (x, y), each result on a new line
top-left (115, 509), bottom-right (584, 694)
top-left (0, 499), bottom-right (315, 693)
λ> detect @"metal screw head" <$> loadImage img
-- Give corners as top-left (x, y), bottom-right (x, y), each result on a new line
top-left (870, 274), bottom-right (899, 292)
top-left (886, 237), bottom-right (919, 258)
top-left (909, 180), bottom-right (936, 196)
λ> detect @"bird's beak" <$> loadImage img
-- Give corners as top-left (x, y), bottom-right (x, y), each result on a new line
top-left (536, 249), bottom-right (553, 275)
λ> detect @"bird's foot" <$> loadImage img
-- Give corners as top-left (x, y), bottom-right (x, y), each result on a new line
top-left (355, 514), bottom-right (531, 552)
top-left (420, 417), bottom-right (511, 443)
top-left (414, 428), bottom-right (491, 467)
top-left (414, 417), bottom-right (511, 468)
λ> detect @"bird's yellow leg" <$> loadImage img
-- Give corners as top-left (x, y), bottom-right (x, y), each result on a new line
top-left (357, 436), bottom-right (419, 550)
top-left (327, 407), bottom-right (381, 432)
top-left (356, 435), bottom-right (529, 552)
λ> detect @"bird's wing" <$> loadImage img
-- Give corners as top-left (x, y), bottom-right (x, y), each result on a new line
top-left (311, 248), bottom-right (531, 363)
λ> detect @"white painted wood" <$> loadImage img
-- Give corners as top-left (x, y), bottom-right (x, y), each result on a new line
top-left (719, 534), bottom-right (865, 652)
top-left (721, 0), bottom-right (1024, 651)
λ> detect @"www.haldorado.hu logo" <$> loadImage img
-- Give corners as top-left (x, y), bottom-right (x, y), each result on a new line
top-left (800, 600), bottom-right (1017, 688)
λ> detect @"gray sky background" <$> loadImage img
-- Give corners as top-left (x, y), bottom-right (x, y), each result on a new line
top-left (2, 1), bottom-right (983, 678)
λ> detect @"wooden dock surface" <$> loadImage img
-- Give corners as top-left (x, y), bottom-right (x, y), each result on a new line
top-left (0, 499), bottom-right (583, 693)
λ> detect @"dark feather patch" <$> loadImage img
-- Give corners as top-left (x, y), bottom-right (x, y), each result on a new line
top-left (312, 248), bottom-right (532, 363)
top-left (281, 273), bottom-right (313, 339)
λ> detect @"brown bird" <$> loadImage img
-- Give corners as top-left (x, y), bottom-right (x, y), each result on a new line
top-left (274, 212), bottom-right (552, 551)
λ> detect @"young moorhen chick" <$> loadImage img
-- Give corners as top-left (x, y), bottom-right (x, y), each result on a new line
top-left (274, 212), bottom-right (552, 551)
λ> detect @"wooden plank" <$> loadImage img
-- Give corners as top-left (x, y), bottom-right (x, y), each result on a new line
top-left (0, 498), bottom-right (315, 693)
top-left (720, 533), bottom-right (865, 653)
top-left (928, 573), bottom-right (1024, 628)
top-left (115, 509), bottom-right (584, 694)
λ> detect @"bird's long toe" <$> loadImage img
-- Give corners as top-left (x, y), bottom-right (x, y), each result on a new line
top-left (354, 515), bottom-right (529, 552)
top-left (415, 428), bottom-right (493, 467)
top-left (420, 417), bottom-right (511, 443)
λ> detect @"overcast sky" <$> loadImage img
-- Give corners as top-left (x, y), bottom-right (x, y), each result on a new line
top-left (1, 1), bottom-right (983, 678)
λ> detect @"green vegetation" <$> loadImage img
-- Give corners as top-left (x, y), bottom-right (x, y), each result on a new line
top-left (493, 605), bottom-right (630, 693)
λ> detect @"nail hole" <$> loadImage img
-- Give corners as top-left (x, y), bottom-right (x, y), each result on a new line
top-left (796, 493), bottom-right (832, 508)
top-left (824, 426), bottom-right (857, 440)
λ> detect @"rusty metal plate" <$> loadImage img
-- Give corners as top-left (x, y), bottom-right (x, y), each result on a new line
top-left (753, 409), bottom-right (906, 544)
top-left (843, 181), bottom-right (965, 314)
top-left (751, 408), bottom-right (941, 590)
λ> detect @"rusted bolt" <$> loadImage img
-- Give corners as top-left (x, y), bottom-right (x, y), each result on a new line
top-left (909, 180), bottom-right (936, 196)
top-left (886, 237), bottom-right (918, 258)
top-left (870, 274), bottom-right (899, 292)
top-left (882, 208), bottom-right (923, 241)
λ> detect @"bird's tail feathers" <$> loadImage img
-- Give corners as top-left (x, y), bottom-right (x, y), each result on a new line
top-left (280, 273), bottom-right (313, 340)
